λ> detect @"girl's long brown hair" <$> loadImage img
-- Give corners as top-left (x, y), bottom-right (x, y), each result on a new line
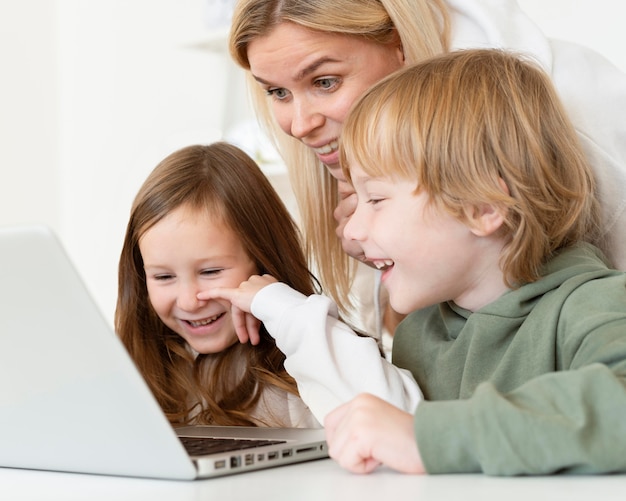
top-left (115, 142), bottom-right (317, 426)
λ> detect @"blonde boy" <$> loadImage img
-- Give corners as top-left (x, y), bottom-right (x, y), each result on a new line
top-left (326, 49), bottom-right (626, 475)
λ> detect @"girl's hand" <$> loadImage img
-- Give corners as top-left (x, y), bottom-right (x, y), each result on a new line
top-left (324, 393), bottom-right (425, 474)
top-left (198, 274), bottom-right (278, 346)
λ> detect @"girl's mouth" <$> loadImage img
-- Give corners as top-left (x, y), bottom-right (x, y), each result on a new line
top-left (187, 312), bottom-right (225, 327)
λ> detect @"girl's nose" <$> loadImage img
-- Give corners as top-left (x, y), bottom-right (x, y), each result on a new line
top-left (177, 281), bottom-right (204, 311)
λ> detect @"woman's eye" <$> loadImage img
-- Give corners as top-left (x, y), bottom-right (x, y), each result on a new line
top-left (266, 87), bottom-right (289, 100)
top-left (315, 77), bottom-right (338, 91)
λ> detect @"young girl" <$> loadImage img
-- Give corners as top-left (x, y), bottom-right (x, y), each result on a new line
top-left (323, 49), bottom-right (626, 475)
top-left (115, 142), bottom-right (419, 428)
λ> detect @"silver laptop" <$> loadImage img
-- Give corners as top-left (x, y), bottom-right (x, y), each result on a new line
top-left (0, 224), bottom-right (327, 480)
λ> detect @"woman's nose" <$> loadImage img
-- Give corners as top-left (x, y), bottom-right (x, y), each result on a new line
top-left (290, 98), bottom-right (325, 139)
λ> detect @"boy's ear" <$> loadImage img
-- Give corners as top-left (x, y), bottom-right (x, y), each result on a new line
top-left (466, 203), bottom-right (506, 237)
top-left (466, 177), bottom-right (508, 237)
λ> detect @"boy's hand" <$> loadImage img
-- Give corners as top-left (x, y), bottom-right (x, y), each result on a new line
top-left (324, 393), bottom-right (425, 474)
top-left (198, 275), bottom-right (278, 346)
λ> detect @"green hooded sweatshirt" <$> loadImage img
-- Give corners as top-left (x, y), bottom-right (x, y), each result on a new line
top-left (393, 243), bottom-right (626, 475)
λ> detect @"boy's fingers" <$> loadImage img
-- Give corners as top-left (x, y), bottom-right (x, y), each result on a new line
top-left (246, 315), bottom-right (262, 346)
top-left (230, 305), bottom-right (250, 344)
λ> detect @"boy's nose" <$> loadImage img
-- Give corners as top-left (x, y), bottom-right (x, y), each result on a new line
top-left (343, 204), bottom-right (367, 242)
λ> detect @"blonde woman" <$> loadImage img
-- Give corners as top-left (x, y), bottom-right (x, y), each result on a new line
top-left (229, 0), bottom-right (626, 339)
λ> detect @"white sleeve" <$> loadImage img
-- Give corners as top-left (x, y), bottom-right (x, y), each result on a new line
top-left (251, 282), bottom-right (422, 424)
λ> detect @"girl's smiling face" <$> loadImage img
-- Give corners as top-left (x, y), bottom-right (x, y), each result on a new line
top-left (247, 22), bottom-right (404, 180)
top-left (139, 204), bottom-right (257, 354)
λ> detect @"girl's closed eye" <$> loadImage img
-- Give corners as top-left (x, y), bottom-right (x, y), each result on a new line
top-left (200, 268), bottom-right (224, 277)
top-left (152, 273), bottom-right (175, 282)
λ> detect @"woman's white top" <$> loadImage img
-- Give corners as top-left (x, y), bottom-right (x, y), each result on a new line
top-left (448, 0), bottom-right (626, 270)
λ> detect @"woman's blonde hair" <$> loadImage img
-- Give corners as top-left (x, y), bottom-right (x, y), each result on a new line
top-left (341, 49), bottom-right (600, 287)
top-left (115, 142), bottom-right (317, 426)
top-left (229, 0), bottom-right (450, 313)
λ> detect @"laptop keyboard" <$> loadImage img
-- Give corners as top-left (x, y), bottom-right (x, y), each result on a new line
top-left (179, 436), bottom-right (287, 456)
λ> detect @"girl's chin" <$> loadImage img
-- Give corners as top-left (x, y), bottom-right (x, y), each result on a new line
top-left (190, 337), bottom-right (238, 355)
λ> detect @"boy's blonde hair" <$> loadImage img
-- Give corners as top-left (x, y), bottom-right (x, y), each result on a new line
top-left (229, 0), bottom-right (450, 313)
top-left (340, 49), bottom-right (600, 287)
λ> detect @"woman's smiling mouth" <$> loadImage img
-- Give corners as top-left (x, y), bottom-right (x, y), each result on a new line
top-left (313, 140), bottom-right (339, 156)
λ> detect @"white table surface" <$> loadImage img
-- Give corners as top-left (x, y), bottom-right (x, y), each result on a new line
top-left (2, 458), bottom-right (626, 501)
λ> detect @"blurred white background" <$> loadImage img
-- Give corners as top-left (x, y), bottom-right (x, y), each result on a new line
top-left (1, 0), bottom-right (624, 325)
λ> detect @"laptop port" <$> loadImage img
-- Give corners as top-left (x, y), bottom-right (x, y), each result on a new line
top-left (267, 451), bottom-right (278, 460)
top-left (296, 446), bottom-right (317, 454)
top-left (282, 449), bottom-right (293, 458)
top-left (214, 459), bottom-right (226, 469)
top-left (245, 453), bottom-right (254, 466)
top-left (230, 455), bottom-right (241, 468)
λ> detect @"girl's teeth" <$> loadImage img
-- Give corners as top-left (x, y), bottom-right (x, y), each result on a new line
top-left (189, 314), bottom-right (221, 327)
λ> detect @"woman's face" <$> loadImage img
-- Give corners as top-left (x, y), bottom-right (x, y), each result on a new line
top-left (247, 22), bottom-right (404, 181)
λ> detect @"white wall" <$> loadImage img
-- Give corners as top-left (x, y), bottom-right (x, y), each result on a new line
top-left (1, 0), bottom-right (624, 326)
top-left (1, 0), bottom-right (244, 324)
top-left (55, 0), bottom-right (236, 325)
top-left (518, 0), bottom-right (626, 73)
top-left (0, 1), bottom-right (60, 228)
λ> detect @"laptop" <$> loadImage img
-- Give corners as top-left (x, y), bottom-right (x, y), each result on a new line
top-left (0, 224), bottom-right (327, 480)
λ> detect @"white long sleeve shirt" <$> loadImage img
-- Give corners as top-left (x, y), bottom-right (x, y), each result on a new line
top-left (250, 282), bottom-right (422, 424)
top-left (447, 0), bottom-right (626, 270)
